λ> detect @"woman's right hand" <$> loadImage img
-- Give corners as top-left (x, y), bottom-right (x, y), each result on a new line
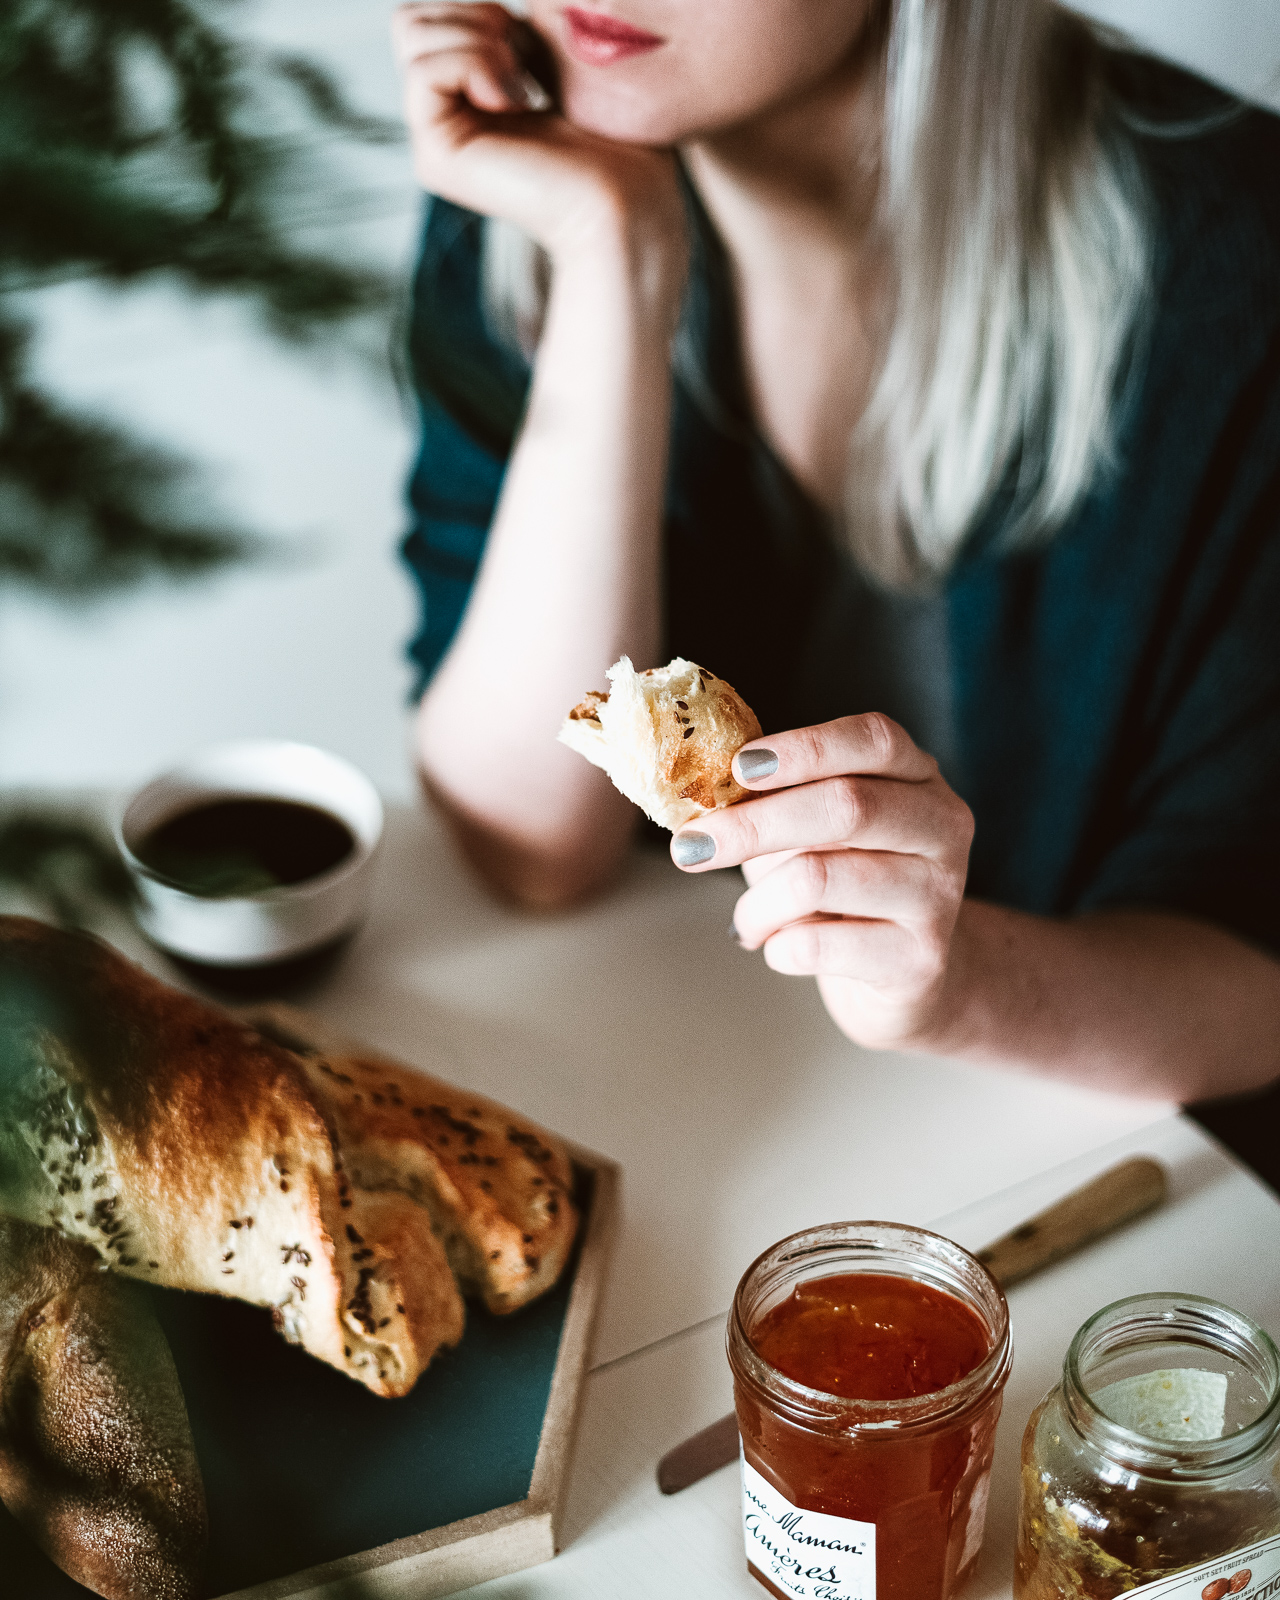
top-left (392, 3), bottom-right (685, 269)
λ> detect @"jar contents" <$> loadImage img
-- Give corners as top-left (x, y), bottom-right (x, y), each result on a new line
top-left (731, 1228), bottom-right (1010, 1600)
top-left (1015, 1296), bottom-right (1280, 1600)
top-left (750, 1273), bottom-right (990, 1401)
top-left (1017, 1450), bottom-right (1278, 1598)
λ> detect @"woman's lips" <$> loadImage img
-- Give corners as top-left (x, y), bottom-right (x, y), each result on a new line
top-left (562, 7), bottom-right (666, 66)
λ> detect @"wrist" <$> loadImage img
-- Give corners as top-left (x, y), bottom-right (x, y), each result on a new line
top-left (546, 191), bottom-right (688, 338)
top-left (909, 900), bottom-right (993, 1058)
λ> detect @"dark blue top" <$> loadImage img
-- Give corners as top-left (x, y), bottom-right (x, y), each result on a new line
top-left (401, 58), bottom-right (1280, 959)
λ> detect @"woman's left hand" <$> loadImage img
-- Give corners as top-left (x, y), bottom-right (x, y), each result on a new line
top-left (671, 714), bottom-right (975, 1051)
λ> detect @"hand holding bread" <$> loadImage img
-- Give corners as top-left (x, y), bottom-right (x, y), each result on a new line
top-left (560, 669), bottom-right (975, 1051)
top-left (666, 712), bottom-right (976, 1053)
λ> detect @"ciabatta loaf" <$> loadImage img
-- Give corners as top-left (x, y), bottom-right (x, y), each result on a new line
top-left (0, 917), bottom-right (462, 1398)
top-left (245, 1010), bottom-right (578, 1316)
top-left (0, 1217), bottom-right (207, 1600)
top-left (559, 657), bottom-right (762, 831)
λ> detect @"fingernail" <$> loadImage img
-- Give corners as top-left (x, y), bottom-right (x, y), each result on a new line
top-left (501, 70), bottom-right (532, 107)
top-left (672, 832), bottom-right (716, 867)
top-left (735, 748), bottom-right (778, 783)
top-left (518, 69), bottom-right (552, 110)
top-left (504, 69), bottom-right (550, 110)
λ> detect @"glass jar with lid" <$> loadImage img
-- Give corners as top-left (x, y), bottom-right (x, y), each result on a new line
top-left (1016, 1293), bottom-right (1280, 1600)
top-left (729, 1220), bottom-right (1013, 1600)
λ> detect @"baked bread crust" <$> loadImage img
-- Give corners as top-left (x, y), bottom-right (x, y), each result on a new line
top-left (558, 657), bottom-right (763, 831)
top-left (0, 917), bottom-right (462, 1399)
top-left (0, 1217), bottom-right (207, 1600)
top-left (244, 1013), bottom-right (579, 1316)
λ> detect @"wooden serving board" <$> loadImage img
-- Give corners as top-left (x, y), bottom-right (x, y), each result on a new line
top-left (1, 1006), bottom-right (619, 1600)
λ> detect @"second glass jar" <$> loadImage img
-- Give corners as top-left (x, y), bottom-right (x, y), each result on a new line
top-left (1016, 1293), bottom-right (1280, 1599)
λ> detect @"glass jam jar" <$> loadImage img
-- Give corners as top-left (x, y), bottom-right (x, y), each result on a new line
top-left (1016, 1294), bottom-right (1280, 1600)
top-left (728, 1220), bottom-right (1013, 1600)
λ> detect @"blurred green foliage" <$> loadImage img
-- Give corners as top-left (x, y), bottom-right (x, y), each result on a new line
top-left (0, 814), bottom-right (133, 927)
top-left (0, 0), bottom-right (402, 596)
top-left (0, 0), bottom-right (404, 922)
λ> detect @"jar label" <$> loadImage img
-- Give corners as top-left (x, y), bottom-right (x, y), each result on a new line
top-left (1129, 1533), bottom-right (1280, 1600)
top-left (741, 1454), bottom-right (877, 1599)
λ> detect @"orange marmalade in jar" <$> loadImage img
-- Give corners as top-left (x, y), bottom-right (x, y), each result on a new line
top-left (728, 1221), bottom-right (1012, 1600)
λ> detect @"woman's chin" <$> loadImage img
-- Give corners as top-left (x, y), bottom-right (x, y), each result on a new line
top-left (559, 80), bottom-right (692, 147)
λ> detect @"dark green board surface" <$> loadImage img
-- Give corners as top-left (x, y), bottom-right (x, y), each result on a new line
top-left (2, 1174), bottom-right (589, 1598)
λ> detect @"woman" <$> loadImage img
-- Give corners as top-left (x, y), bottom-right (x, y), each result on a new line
top-left (393, 0), bottom-right (1280, 1101)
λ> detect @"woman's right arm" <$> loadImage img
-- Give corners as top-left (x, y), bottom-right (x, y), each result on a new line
top-left (393, 4), bottom-right (687, 907)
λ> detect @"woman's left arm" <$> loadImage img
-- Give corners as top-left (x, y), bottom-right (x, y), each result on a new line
top-left (671, 714), bottom-right (1280, 1102)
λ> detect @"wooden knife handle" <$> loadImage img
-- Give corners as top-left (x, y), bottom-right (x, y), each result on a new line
top-left (975, 1156), bottom-right (1167, 1289)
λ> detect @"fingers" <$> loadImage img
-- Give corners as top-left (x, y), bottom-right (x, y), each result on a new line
top-left (395, 3), bottom-right (534, 126)
top-left (393, 3), bottom-right (513, 64)
top-left (698, 716), bottom-right (972, 1044)
top-left (733, 849), bottom-right (958, 994)
top-left (739, 845), bottom-right (800, 888)
top-left (404, 45), bottom-right (525, 128)
top-left (732, 848), bottom-right (957, 951)
top-left (393, 0), bottom-right (686, 257)
top-left (760, 916), bottom-right (925, 985)
top-left (672, 769), bottom-right (971, 872)
top-left (732, 713), bottom-right (939, 792)
top-left (672, 715), bottom-right (972, 874)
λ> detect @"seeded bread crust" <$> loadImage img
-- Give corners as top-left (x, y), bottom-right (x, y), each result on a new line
top-left (244, 1012), bottom-right (579, 1316)
top-left (559, 656), bottom-right (762, 831)
top-left (0, 1217), bottom-right (207, 1599)
top-left (0, 917), bottom-right (462, 1399)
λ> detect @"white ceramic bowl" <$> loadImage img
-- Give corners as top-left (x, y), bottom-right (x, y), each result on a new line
top-left (116, 740), bottom-right (383, 968)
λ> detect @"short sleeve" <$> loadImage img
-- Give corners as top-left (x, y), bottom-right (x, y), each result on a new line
top-left (402, 389), bottom-right (508, 694)
top-left (401, 199), bottom-right (530, 695)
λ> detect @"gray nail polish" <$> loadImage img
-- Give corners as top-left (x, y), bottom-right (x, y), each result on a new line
top-left (514, 68), bottom-right (552, 110)
top-left (501, 70), bottom-right (535, 108)
top-left (672, 832), bottom-right (716, 867)
top-left (736, 748), bottom-right (779, 782)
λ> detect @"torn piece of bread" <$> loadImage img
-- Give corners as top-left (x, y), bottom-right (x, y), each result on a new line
top-left (244, 1011), bottom-right (579, 1317)
top-left (559, 657), bottom-right (763, 832)
top-left (0, 916), bottom-right (463, 1399)
top-left (0, 1217), bottom-right (208, 1600)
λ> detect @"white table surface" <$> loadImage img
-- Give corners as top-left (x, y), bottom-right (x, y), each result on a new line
top-left (107, 801), bottom-right (1279, 1597)
top-left (275, 805), bottom-right (1172, 1366)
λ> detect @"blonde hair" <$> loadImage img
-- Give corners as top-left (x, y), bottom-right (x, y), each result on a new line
top-left (481, 0), bottom-right (1152, 586)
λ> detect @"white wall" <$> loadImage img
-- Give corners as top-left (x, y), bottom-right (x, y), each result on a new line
top-left (2, 1), bottom-right (1278, 803)
top-left (1074, 0), bottom-right (1280, 110)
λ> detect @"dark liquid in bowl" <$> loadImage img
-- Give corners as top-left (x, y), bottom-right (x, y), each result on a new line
top-left (135, 798), bottom-right (355, 898)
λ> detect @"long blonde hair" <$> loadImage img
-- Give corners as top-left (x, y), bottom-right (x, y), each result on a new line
top-left (481, 0), bottom-right (1152, 586)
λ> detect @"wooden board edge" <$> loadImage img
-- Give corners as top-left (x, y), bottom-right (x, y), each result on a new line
top-left (217, 1501), bottom-right (554, 1600)
top-left (527, 1138), bottom-right (620, 1546)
